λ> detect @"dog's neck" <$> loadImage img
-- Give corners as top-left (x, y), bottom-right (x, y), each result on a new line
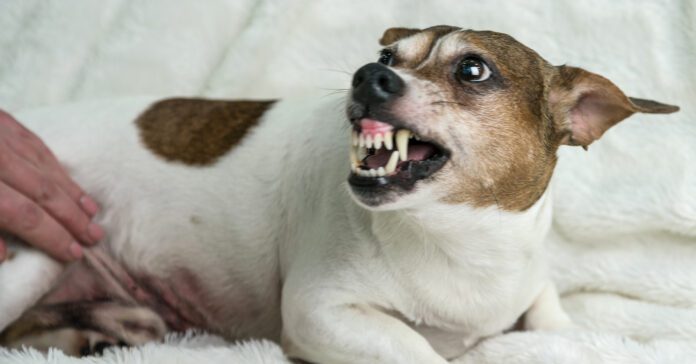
top-left (369, 189), bottom-right (554, 269)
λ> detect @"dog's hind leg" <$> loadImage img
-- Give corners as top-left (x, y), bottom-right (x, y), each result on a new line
top-left (0, 301), bottom-right (167, 356)
top-left (0, 241), bottom-right (64, 332)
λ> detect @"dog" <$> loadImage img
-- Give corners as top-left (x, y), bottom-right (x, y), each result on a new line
top-left (0, 26), bottom-right (679, 363)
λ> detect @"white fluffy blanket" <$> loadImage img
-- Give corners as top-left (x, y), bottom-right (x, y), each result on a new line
top-left (1, 0), bottom-right (695, 363)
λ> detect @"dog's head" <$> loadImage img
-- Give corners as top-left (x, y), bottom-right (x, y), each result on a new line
top-left (347, 26), bottom-right (678, 210)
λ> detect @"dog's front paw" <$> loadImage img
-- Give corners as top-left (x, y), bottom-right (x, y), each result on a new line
top-left (524, 309), bottom-right (574, 331)
top-left (523, 283), bottom-right (575, 331)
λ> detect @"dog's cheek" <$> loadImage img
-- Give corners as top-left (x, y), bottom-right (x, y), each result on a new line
top-left (388, 73), bottom-right (442, 126)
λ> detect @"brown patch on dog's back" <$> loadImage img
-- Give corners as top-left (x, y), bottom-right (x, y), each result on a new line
top-left (137, 98), bottom-right (276, 165)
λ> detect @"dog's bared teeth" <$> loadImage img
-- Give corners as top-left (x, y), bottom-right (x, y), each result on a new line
top-left (374, 134), bottom-right (383, 150)
top-left (350, 146), bottom-right (359, 169)
top-left (385, 151), bottom-right (399, 174)
top-left (365, 135), bottom-right (374, 149)
top-left (357, 145), bottom-right (367, 160)
top-left (349, 127), bottom-right (405, 176)
top-left (396, 129), bottom-right (411, 161)
top-left (384, 131), bottom-right (393, 150)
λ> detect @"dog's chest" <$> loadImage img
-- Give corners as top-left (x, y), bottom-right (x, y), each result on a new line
top-left (367, 207), bottom-right (549, 356)
top-left (382, 253), bottom-right (542, 358)
top-left (395, 258), bottom-right (532, 324)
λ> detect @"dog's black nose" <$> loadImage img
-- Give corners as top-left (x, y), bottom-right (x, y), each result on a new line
top-left (352, 63), bottom-right (405, 105)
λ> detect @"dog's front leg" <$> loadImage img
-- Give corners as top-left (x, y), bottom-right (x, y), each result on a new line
top-left (523, 281), bottom-right (573, 330)
top-left (283, 302), bottom-right (448, 364)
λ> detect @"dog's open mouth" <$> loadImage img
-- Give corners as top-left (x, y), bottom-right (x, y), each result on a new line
top-left (348, 118), bottom-right (448, 188)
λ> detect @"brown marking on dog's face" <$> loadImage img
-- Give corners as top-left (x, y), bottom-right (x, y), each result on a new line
top-left (365, 26), bottom-right (678, 211)
top-left (137, 98), bottom-right (276, 166)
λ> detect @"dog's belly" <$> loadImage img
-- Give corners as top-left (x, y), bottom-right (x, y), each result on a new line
top-left (40, 248), bottom-right (273, 338)
top-left (10, 97), bottom-right (288, 341)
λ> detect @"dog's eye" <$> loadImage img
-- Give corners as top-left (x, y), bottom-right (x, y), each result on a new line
top-left (378, 49), bottom-right (394, 66)
top-left (457, 57), bottom-right (491, 82)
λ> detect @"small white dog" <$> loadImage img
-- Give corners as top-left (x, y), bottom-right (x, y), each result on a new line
top-left (0, 26), bottom-right (678, 363)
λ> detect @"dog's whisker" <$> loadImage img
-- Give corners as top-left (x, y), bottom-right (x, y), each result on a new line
top-left (318, 68), bottom-right (353, 76)
top-left (320, 87), bottom-right (350, 92)
top-left (321, 89), bottom-right (350, 99)
top-left (431, 100), bottom-right (466, 107)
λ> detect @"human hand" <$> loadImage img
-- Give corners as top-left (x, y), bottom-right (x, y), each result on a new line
top-left (0, 109), bottom-right (104, 263)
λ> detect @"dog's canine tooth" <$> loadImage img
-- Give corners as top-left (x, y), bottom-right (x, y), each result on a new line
top-left (374, 134), bottom-right (383, 150)
top-left (384, 131), bottom-right (393, 150)
top-left (352, 131), bottom-right (359, 146)
top-left (377, 167), bottom-right (385, 177)
top-left (396, 129), bottom-right (411, 161)
top-left (385, 151), bottom-right (399, 174)
top-left (350, 146), bottom-right (358, 169)
top-left (368, 169), bottom-right (377, 177)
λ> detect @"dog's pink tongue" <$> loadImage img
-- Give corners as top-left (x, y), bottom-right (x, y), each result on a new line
top-left (408, 143), bottom-right (436, 161)
top-left (365, 149), bottom-right (391, 168)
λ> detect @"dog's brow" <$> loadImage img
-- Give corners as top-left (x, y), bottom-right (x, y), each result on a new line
top-left (414, 35), bottom-right (445, 70)
top-left (415, 31), bottom-right (463, 70)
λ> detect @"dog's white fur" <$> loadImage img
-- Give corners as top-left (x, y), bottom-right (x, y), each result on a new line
top-left (0, 91), bottom-right (572, 363)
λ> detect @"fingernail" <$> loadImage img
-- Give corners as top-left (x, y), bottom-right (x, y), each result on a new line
top-left (80, 195), bottom-right (100, 216)
top-left (69, 242), bottom-right (83, 260)
top-left (87, 223), bottom-right (105, 242)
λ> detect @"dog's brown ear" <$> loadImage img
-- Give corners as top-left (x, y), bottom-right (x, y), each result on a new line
top-left (549, 65), bottom-right (679, 148)
top-left (379, 27), bottom-right (421, 46)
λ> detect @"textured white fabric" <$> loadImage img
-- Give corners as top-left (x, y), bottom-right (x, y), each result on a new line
top-left (0, 332), bottom-right (290, 364)
top-left (1, 0), bottom-right (694, 363)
